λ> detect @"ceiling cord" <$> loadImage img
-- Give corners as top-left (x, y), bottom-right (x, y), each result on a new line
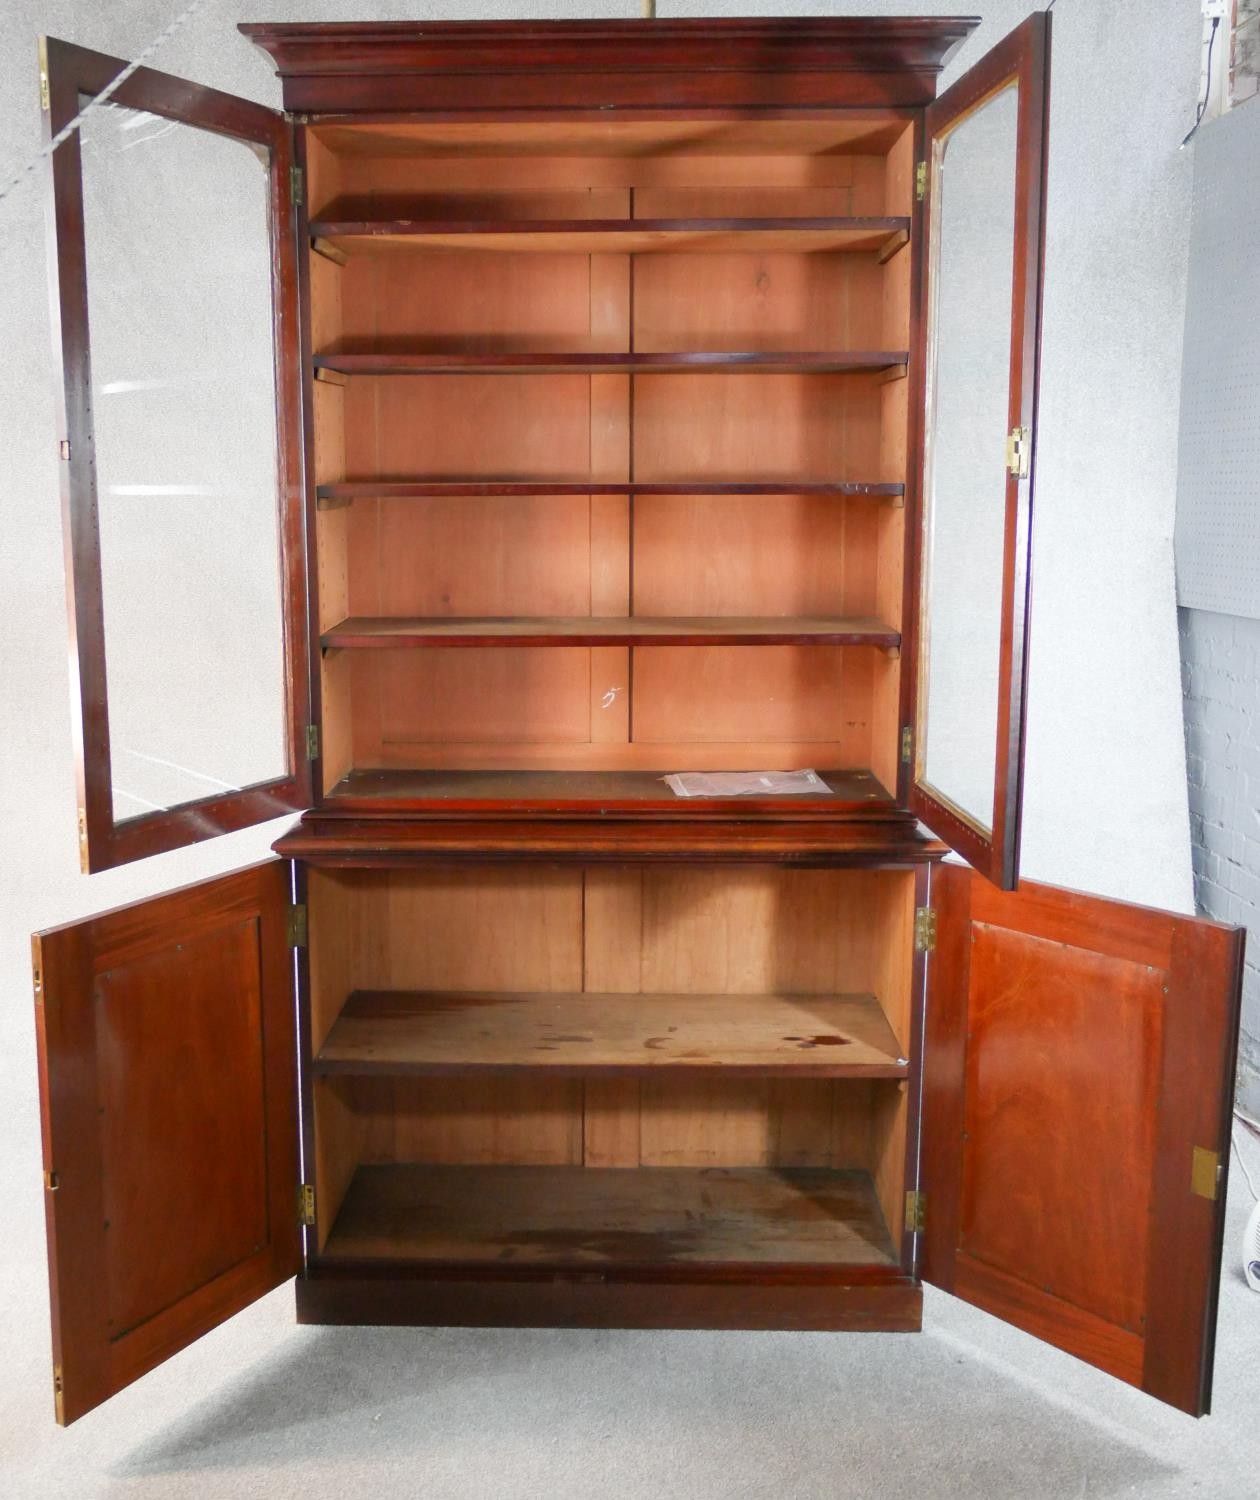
top-left (1235, 1112), bottom-right (1260, 1200)
top-left (1183, 14), bottom-right (1221, 147)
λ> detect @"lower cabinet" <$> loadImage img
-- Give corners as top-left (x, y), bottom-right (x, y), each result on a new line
top-left (31, 846), bottom-right (1243, 1424)
top-left (300, 862), bottom-right (922, 1331)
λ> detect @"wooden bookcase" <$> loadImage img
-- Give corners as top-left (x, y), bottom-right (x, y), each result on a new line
top-left (32, 16), bottom-right (1245, 1429)
top-left (304, 113), bottom-right (915, 808)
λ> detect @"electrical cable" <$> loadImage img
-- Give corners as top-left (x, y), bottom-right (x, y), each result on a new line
top-left (1183, 14), bottom-right (1221, 148)
top-left (1234, 1112), bottom-right (1260, 1200)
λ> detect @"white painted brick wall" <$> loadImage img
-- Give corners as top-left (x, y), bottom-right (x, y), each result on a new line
top-left (1179, 606), bottom-right (1260, 1119)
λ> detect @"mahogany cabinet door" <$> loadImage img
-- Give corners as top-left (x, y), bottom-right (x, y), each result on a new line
top-left (31, 862), bottom-right (301, 1425)
top-left (905, 15), bottom-right (1049, 888)
top-left (42, 38), bottom-right (311, 872)
top-left (921, 863), bottom-right (1244, 1416)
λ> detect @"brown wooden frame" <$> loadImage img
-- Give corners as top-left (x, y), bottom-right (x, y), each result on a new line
top-left (920, 864), bottom-right (1244, 1417)
top-left (23, 9), bottom-right (1248, 1428)
top-left (241, 18), bottom-right (977, 114)
top-left (31, 862), bottom-right (300, 1424)
top-left (42, 37), bottom-right (312, 872)
top-left (905, 13), bottom-right (1049, 888)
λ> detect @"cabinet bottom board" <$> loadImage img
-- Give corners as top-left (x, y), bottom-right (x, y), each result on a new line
top-left (323, 767), bottom-right (895, 815)
top-left (319, 1163), bottom-right (899, 1269)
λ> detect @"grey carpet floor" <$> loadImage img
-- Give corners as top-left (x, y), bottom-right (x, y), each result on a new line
top-left (2, 1148), bottom-right (1258, 1500)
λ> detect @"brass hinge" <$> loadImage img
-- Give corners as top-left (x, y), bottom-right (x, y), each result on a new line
top-left (298, 1182), bottom-right (316, 1227)
top-left (914, 906), bottom-right (937, 953)
top-left (905, 1190), bottom-right (926, 1233)
top-left (915, 161), bottom-right (928, 201)
top-left (59, 439), bottom-right (71, 461)
top-left (286, 903), bottom-right (308, 949)
top-left (53, 1363), bottom-right (64, 1425)
top-left (305, 723), bottom-right (320, 761)
top-left (1191, 1146), bottom-right (1221, 1201)
top-left (31, 942), bottom-right (43, 1005)
top-left (76, 807), bottom-right (88, 872)
top-left (38, 37), bottom-right (50, 112)
top-left (44, 1169), bottom-right (59, 1192)
top-left (901, 726), bottom-right (913, 765)
top-left (1006, 425), bottom-right (1031, 479)
top-left (290, 165), bottom-right (304, 206)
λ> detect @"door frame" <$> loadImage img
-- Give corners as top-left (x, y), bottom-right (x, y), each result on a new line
top-left (921, 861), bottom-right (1244, 1415)
top-left (42, 37), bottom-right (311, 872)
top-left (903, 13), bottom-right (1050, 888)
top-left (32, 861), bottom-right (301, 1424)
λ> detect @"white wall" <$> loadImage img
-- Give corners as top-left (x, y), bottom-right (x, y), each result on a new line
top-left (0, 0), bottom-right (1203, 1390)
top-left (1174, 82), bottom-right (1260, 1119)
top-left (1180, 608), bottom-right (1260, 1119)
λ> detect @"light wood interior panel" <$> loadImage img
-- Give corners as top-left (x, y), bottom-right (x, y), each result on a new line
top-left (633, 494), bottom-right (847, 615)
top-left (357, 1078), bottom-right (585, 1167)
top-left (307, 867), bottom-right (915, 1232)
top-left (375, 650), bottom-right (591, 746)
top-left (305, 130), bottom-right (344, 220)
top-left (631, 647), bottom-right (857, 749)
top-left (633, 251), bottom-right (883, 353)
top-left (313, 154), bottom-right (881, 215)
top-left (633, 374), bottom-right (880, 483)
top-left (307, 867), bottom-right (381, 1245)
top-left (308, 126), bottom-right (913, 789)
top-left (312, 1076), bottom-right (365, 1251)
top-left (868, 128), bottom-right (915, 791)
top-left (310, 118), bottom-right (909, 160)
top-left (371, 495), bottom-right (591, 614)
top-left (310, 250), bottom-right (354, 794)
top-left (337, 251), bottom-right (600, 353)
top-left (358, 373), bottom-right (593, 478)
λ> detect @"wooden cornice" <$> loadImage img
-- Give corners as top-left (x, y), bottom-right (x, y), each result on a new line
top-left (240, 17), bottom-right (980, 114)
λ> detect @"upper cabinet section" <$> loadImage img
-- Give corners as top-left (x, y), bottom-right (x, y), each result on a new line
top-left (241, 18), bottom-right (979, 113)
top-left (294, 105), bottom-right (920, 819)
top-left (42, 39), bottom-right (311, 870)
top-left (907, 15), bottom-right (1050, 888)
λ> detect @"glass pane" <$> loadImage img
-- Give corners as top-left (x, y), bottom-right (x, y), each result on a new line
top-left (918, 83), bottom-right (1019, 834)
top-left (79, 101), bottom-right (287, 823)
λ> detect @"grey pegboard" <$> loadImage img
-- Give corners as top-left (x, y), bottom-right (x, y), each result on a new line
top-left (1175, 100), bottom-right (1260, 619)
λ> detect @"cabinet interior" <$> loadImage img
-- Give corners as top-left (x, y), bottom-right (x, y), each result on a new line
top-left (305, 116), bottom-right (915, 813)
top-left (306, 863), bottom-right (916, 1275)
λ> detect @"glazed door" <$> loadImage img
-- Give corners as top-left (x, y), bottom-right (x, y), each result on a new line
top-left (31, 862), bottom-right (301, 1424)
top-left (920, 863), bottom-right (1244, 1416)
top-left (906, 15), bottom-right (1049, 887)
top-left (42, 38), bottom-right (310, 872)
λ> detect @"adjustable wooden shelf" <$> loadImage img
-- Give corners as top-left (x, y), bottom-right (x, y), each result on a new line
top-left (319, 615), bottom-right (902, 650)
top-left (31, 15), bottom-right (1245, 1430)
top-left (311, 215), bottom-right (912, 260)
top-left (313, 351), bottom-right (911, 376)
top-left (315, 481), bottom-right (907, 504)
